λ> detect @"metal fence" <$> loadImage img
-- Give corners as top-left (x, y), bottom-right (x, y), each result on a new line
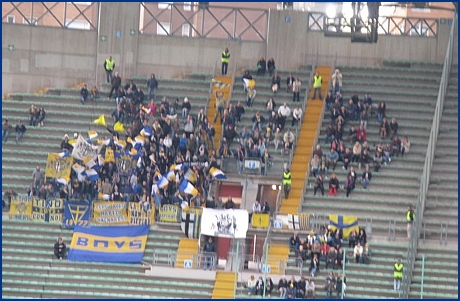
top-left (399, 12), bottom-right (456, 299)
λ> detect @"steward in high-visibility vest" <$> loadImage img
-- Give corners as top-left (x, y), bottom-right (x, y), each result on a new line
top-left (393, 258), bottom-right (403, 290)
top-left (283, 168), bottom-right (292, 199)
top-left (221, 48), bottom-right (230, 75)
top-left (104, 56), bottom-right (115, 83)
top-left (312, 72), bottom-right (323, 100)
top-left (406, 205), bottom-right (415, 239)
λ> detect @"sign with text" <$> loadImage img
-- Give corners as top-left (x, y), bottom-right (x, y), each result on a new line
top-left (128, 202), bottom-right (155, 225)
top-left (158, 204), bottom-right (180, 223)
top-left (63, 200), bottom-right (90, 229)
top-left (32, 198), bottom-right (64, 223)
top-left (9, 196), bottom-right (32, 220)
top-left (93, 201), bottom-right (128, 225)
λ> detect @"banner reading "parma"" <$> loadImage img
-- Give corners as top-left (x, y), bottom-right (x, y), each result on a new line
top-left (93, 201), bottom-right (128, 225)
top-left (67, 225), bottom-right (149, 263)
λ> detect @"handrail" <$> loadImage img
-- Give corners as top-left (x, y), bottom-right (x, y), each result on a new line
top-left (205, 58), bottom-right (218, 113)
top-left (341, 246), bottom-right (346, 299)
top-left (400, 13), bottom-right (456, 299)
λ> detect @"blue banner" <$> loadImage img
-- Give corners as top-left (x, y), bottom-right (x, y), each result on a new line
top-left (63, 201), bottom-right (90, 229)
top-left (67, 225), bottom-right (149, 263)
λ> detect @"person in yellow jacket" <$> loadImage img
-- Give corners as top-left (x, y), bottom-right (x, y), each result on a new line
top-left (393, 259), bottom-right (403, 290)
top-left (221, 48), bottom-right (230, 75)
top-left (104, 55), bottom-right (115, 83)
top-left (283, 168), bottom-right (292, 199)
top-left (406, 205), bottom-right (415, 239)
top-left (312, 72), bottom-right (323, 100)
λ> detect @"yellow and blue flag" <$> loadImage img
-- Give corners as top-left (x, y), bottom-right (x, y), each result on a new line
top-left (67, 225), bottom-right (149, 263)
top-left (45, 153), bottom-right (73, 179)
top-left (211, 78), bottom-right (230, 89)
top-left (63, 200), bottom-right (90, 229)
top-left (329, 215), bottom-right (359, 239)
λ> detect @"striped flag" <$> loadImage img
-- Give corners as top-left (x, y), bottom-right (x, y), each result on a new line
top-left (287, 213), bottom-right (310, 230)
top-left (209, 167), bottom-right (227, 180)
top-left (179, 179), bottom-right (198, 196)
top-left (181, 208), bottom-right (202, 239)
top-left (184, 169), bottom-right (197, 183)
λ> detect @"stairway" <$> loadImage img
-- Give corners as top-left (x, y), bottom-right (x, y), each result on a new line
top-left (211, 271), bottom-right (236, 299)
top-left (207, 76), bottom-right (233, 150)
top-left (279, 66), bottom-right (331, 214)
top-left (266, 244), bottom-right (290, 274)
top-left (175, 238), bottom-right (199, 269)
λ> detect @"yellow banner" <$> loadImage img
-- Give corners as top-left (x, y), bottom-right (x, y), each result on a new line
top-left (32, 198), bottom-right (65, 223)
top-left (158, 204), bottom-right (180, 223)
top-left (251, 213), bottom-right (270, 228)
top-left (45, 153), bottom-right (73, 179)
top-left (128, 202), bottom-right (155, 225)
top-left (9, 196), bottom-right (32, 220)
top-left (93, 201), bottom-right (128, 225)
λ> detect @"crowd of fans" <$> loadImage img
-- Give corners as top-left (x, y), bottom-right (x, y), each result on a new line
top-left (310, 84), bottom-right (411, 198)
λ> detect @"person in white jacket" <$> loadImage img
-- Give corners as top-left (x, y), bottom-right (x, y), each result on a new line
top-left (353, 242), bottom-right (363, 263)
top-left (291, 106), bottom-right (302, 127)
top-left (277, 103), bottom-right (291, 130)
top-left (331, 69), bottom-right (343, 95)
top-left (247, 275), bottom-right (257, 295)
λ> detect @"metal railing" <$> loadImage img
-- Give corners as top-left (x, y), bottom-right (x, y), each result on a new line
top-left (399, 12), bottom-right (456, 299)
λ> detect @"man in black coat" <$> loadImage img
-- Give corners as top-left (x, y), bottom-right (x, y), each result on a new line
top-left (54, 237), bottom-right (66, 260)
top-left (203, 237), bottom-right (216, 270)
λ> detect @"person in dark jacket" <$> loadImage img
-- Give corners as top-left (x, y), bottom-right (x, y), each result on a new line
top-left (267, 57), bottom-right (276, 76)
top-left (109, 72), bottom-right (122, 99)
top-left (256, 56), bottom-right (266, 76)
top-left (278, 276), bottom-right (288, 298)
top-left (203, 237), bottom-right (215, 270)
top-left (224, 197), bottom-right (235, 209)
top-left (147, 73), bottom-right (159, 101)
top-left (15, 120), bottom-right (26, 143)
top-left (80, 84), bottom-right (89, 104)
top-left (54, 237), bottom-right (66, 260)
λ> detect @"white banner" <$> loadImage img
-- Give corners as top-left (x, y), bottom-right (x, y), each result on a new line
top-left (71, 135), bottom-right (101, 161)
top-left (201, 208), bottom-right (249, 239)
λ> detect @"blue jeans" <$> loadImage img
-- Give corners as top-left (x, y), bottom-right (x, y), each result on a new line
top-left (252, 122), bottom-right (262, 132)
top-left (182, 108), bottom-right (188, 119)
top-left (16, 131), bottom-right (24, 141)
top-left (362, 178), bottom-right (369, 188)
top-left (148, 87), bottom-right (157, 101)
top-left (204, 256), bottom-right (213, 270)
top-left (2, 130), bottom-right (9, 142)
top-left (29, 116), bottom-right (37, 126)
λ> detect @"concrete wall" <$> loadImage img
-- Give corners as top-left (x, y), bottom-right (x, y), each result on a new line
top-left (2, 3), bottom-right (457, 94)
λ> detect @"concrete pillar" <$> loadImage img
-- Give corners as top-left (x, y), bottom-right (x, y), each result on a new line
top-left (96, 2), bottom-right (140, 83)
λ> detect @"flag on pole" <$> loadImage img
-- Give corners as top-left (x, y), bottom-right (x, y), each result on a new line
top-left (114, 121), bottom-right (125, 133)
top-left (209, 167), bottom-right (227, 180)
top-left (88, 131), bottom-right (98, 140)
top-left (329, 215), bottom-right (359, 239)
top-left (93, 115), bottom-right (106, 126)
top-left (179, 179), bottom-right (198, 196)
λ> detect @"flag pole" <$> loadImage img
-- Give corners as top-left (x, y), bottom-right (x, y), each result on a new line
top-left (234, 240), bottom-right (239, 299)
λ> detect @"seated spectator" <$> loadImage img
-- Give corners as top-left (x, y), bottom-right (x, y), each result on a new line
top-left (296, 245), bottom-right (308, 267)
top-left (265, 277), bottom-right (274, 297)
top-left (392, 135), bottom-right (402, 157)
top-left (342, 148), bottom-right (351, 171)
top-left (54, 237), bottom-right (66, 260)
top-left (363, 93), bottom-right (373, 115)
top-left (283, 129), bottom-right (295, 149)
top-left (271, 72), bottom-right (281, 94)
top-left (360, 109), bottom-right (369, 129)
top-left (235, 101), bottom-right (245, 123)
top-left (112, 105), bottom-right (125, 124)
top-left (252, 111), bottom-right (265, 132)
top-left (346, 99), bottom-right (356, 120)
top-left (262, 201), bottom-right (270, 213)
top-left (326, 248), bottom-right (337, 269)
top-left (292, 105), bottom-right (302, 127)
top-left (328, 173), bottom-right (339, 197)
top-left (28, 104), bottom-right (38, 127)
top-left (182, 97), bottom-right (192, 120)
top-left (91, 85), bottom-right (100, 101)
top-left (289, 233), bottom-right (301, 250)
top-left (356, 124), bottom-right (366, 143)
top-left (306, 279), bottom-right (316, 298)
top-left (286, 283), bottom-right (296, 299)
top-left (345, 174), bottom-right (355, 198)
top-left (247, 275), bottom-right (257, 295)
top-left (37, 106), bottom-right (46, 127)
top-left (15, 120), bottom-right (27, 143)
top-left (353, 242), bottom-right (363, 263)
top-left (311, 240), bottom-right (321, 259)
top-left (242, 70), bottom-right (253, 91)
top-left (331, 233), bottom-right (342, 249)
top-left (380, 117), bottom-right (390, 139)
top-left (362, 243), bottom-right (372, 264)
top-left (400, 136), bottom-right (411, 157)
top-left (246, 86), bottom-right (256, 107)
top-left (80, 84), bottom-right (89, 104)
top-left (2, 119), bottom-right (11, 142)
top-left (326, 148), bottom-right (339, 171)
top-left (314, 174), bottom-right (325, 196)
top-left (358, 149), bottom-right (372, 171)
top-left (278, 276), bottom-right (288, 298)
top-left (255, 276), bottom-right (265, 295)
top-left (256, 56), bottom-right (266, 76)
top-left (297, 276), bottom-right (307, 298)
top-left (348, 229), bottom-right (358, 249)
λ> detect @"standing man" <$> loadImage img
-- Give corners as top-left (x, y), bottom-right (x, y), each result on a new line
top-left (406, 205), bottom-right (415, 239)
top-left (108, 72), bottom-right (122, 99)
top-left (283, 168), bottom-right (291, 199)
top-left (312, 72), bottom-right (323, 100)
top-left (236, 144), bottom-right (245, 174)
top-left (32, 166), bottom-right (44, 192)
top-left (203, 237), bottom-right (216, 270)
top-left (104, 55), bottom-right (115, 83)
top-left (146, 73), bottom-right (159, 102)
top-left (54, 237), bottom-right (66, 260)
top-left (221, 47), bottom-right (230, 75)
top-left (393, 258), bottom-right (403, 291)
